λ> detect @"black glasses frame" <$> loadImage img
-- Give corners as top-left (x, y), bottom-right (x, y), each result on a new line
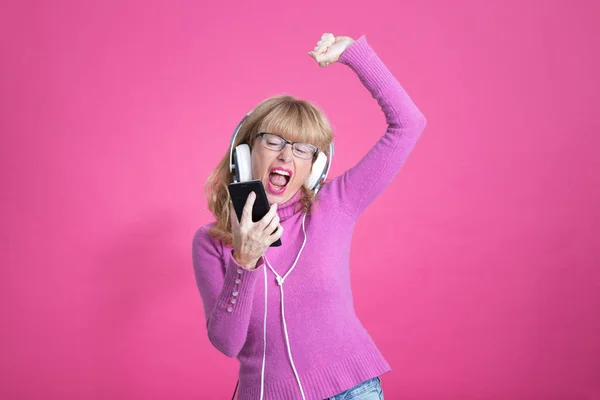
top-left (256, 132), bottom-right (318, 160)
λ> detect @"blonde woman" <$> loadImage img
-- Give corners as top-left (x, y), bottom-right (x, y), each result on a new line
top-left (193, 32), bottom-right (426, 400)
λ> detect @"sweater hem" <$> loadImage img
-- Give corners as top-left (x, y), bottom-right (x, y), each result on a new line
top-left (238, 343), bottom-right (391, 400)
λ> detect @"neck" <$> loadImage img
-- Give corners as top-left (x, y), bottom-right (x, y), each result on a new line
top-left (276, 189), bottom-right (303, 221)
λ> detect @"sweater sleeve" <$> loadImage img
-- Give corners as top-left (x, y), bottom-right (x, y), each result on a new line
top-left (323, 35), bottom-right (427, 218)
top-left (192, 227), bottom-right (265, 358)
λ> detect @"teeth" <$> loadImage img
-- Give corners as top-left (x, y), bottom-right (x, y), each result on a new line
top-left (272, 170), bottom-right (290, 177)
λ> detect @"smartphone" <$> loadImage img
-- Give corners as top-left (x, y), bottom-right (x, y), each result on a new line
top-left (227, 179), bottom-right (282, 247)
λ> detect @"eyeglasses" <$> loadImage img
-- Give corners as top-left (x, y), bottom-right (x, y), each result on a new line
top-left (256, 132), bottom-right (318, 160)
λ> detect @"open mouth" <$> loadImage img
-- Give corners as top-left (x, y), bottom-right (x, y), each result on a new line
top-left (267, 167), bottom-right (292, 194)
top-left (268, 171), bottom-right (291, 191)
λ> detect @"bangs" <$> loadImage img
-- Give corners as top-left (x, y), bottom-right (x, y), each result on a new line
top-left (257, 101), bottom-right (329, 151)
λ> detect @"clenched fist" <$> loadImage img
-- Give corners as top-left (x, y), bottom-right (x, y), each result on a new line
top-left (308, 33), bottom-right (355, 67)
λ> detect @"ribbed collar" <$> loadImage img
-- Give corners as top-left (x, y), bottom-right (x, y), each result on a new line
top-left (276, 189), bottom-right (303, 221)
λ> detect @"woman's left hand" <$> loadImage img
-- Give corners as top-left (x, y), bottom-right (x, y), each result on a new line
top-left (308, 33), bottom-right (355, 67)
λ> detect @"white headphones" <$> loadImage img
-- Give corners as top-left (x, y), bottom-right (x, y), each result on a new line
top-left (228, 110), bottom-right (334, 195)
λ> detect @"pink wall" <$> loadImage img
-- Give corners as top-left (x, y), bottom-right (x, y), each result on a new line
top-left (1, 0), bottom-right (599, 398)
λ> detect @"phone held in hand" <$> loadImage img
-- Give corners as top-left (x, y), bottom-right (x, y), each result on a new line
top-left (227, 180), bottom-right (282, 247)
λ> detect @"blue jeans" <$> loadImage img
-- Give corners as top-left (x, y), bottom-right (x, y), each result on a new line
top-left (324, 377), bottom-right (384, 400)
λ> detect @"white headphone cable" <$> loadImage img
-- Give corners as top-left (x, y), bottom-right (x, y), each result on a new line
top-left (259, 263), bottom-right (267, 400)
top-left (259, 211), bottom-right (308, 400)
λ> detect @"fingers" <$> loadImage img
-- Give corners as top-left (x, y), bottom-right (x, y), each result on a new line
top-left (263, 206), bottom-right (280, 234)
top-left (315, 33), bottom-right (334, 54)
top-left (316, 33), bottom-right (335, 54)
top-left (240, 191), bottom-right (256, 226)
top-left (308, 33), bottom-right (335, 67)
top-left (229, 200), bottom-right (239, 229)
top-left (307, 50), bottom-right (329, 67)
top-left (308, 51), bottom-right (324, 61)
top-left (268, 223), bottom-right (284, 242)
top-left (257, 202), bottom-right (278, 231)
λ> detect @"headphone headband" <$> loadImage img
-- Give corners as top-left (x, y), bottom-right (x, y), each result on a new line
top-left (229, 112), bottom-right (252, 178)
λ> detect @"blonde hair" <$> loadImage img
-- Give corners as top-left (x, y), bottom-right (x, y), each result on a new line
top-left (204, 95), bottom-right (334, 246)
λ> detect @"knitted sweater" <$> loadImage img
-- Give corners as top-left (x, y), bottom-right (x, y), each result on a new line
top-left (192, 35), bottom-right (426, 399)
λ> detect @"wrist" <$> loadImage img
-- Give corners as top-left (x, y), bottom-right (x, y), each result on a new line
top-left (232, 251), bottom-right (258, 270)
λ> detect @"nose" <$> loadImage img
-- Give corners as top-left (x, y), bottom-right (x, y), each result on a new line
top-left (278, 143), bottom-right (294, 162)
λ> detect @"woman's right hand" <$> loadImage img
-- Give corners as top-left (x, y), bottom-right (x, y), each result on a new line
top-left (229, 191), bottom-right (283, 269)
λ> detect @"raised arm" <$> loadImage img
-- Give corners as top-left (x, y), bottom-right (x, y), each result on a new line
top-left (192, 226), bottom-right (265, 357)
top-left (310, 34), bottom-right (427, 218)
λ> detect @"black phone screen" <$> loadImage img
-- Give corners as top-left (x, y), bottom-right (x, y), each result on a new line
top-left (227, 180), bottom-right (282, 247)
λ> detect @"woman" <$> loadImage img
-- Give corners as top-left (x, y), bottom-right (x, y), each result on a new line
top-left (193, 33), bottom-right (426, 400)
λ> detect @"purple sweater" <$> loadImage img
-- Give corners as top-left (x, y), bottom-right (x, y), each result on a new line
top-left (192, 35), bottom-right (426, 399)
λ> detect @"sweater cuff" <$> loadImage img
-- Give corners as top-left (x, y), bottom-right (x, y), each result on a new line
top-left (337, 35), bottom-right (398, 92)
top-left (337, 35), bottom-right (370, 65)
top-left (216, 250), bottom-right (265, 316)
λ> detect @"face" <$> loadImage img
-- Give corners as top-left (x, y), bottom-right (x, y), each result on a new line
top-left (251, 134), bottom-right (314, 205)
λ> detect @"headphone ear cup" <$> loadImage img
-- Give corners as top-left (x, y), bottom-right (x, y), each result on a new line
top-left (305, 152), bottom-right (327, 190)
top-left (234, 144), bottom-right (253, 182)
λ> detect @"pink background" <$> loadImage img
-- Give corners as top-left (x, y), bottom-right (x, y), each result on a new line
top-left (1, 0), bottom-right (599, 399)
